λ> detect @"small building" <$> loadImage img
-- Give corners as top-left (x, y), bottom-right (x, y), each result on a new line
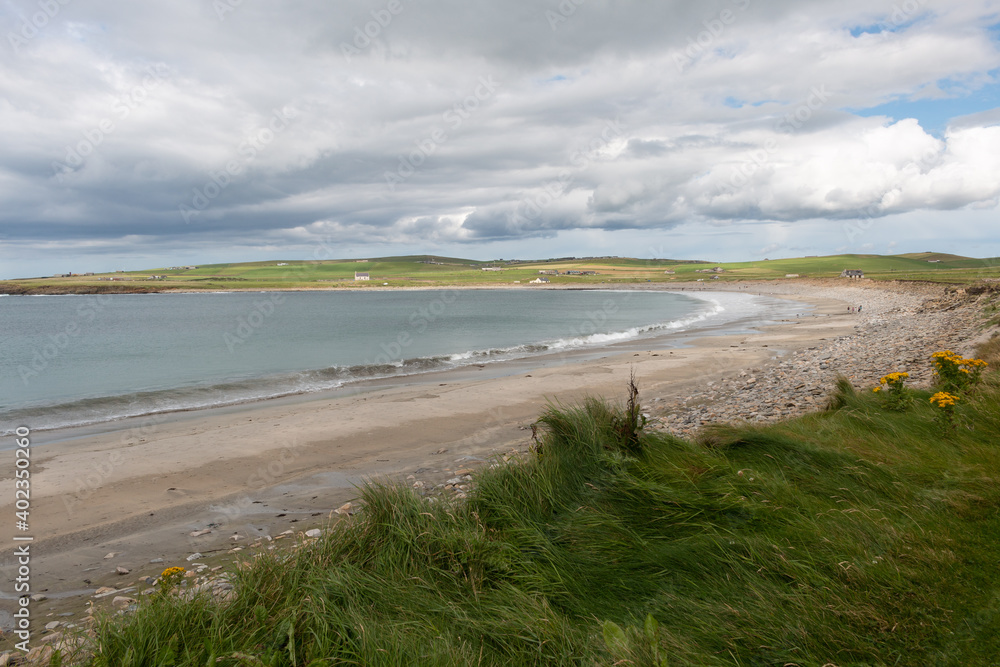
top-left (785, 273), bottom-right (799, 278)
top-left (710, 275), bottom-right (721, 280)
top-left (529, 277), bottom-right (550, 284)
top-left (277, 263), bottom-right (288, 266)
top-left (663, 270), bottom-right (676, 275)
top-left (481, 267), bottom-right (504, 271)
top-left (354, 272), bottom-right (370, 281)
top-left (538, 270), bottom-right (559, 275)
top-left (840, 269), bottom-right (865, 279)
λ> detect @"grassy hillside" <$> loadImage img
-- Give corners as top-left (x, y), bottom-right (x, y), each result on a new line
top-left (3, 253), bottom-right (999, 293)
top-left (79, 341), bottom-right (1000, 665)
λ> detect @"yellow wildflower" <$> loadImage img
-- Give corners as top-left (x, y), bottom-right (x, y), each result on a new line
top-left (929, 392), bottom-right (959, 408)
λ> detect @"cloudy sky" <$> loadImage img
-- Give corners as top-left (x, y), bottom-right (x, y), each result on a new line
top-left (1, 0), bottom-right (999, 278)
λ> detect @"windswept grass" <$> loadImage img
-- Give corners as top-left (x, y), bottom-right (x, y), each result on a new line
top-left (83, 354), bottom-right (1000, 666)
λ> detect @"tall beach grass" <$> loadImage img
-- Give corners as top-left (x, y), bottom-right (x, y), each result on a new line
top-left (75, 341), bottom-right (1000, 666)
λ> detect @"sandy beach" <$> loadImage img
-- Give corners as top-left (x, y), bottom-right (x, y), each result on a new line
top-left (0, 279), bottom-right (989, 639)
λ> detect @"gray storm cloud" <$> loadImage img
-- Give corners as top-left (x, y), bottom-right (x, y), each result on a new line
top-left (0, 0), bottom-right (998, 270)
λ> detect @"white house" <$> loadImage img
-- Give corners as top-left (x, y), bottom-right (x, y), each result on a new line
top-left (354, 272), bottom-right (370, 281)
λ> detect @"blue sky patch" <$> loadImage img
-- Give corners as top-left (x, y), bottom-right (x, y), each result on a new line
top-left (848, 80), bottom-right (1000, 135)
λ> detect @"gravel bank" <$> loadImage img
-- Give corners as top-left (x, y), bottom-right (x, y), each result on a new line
top-left (647, 280), bottom-right (997, 437)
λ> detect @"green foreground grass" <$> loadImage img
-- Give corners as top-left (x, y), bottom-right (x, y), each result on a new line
top-left (81, 343), bottom-right (1000, 666)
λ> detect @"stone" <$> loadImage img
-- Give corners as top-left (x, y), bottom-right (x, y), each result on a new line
top-left (189, 529), bottom-right (212, 537)
top-left (336, 502), bottom-right (353, 515)
top-left (30, 593), bottom-right (47, 602)
top-left (103, 552), bottom-right (117, 559)
top-left (25, 646), bottom-right (54, 664)
top-left (150, 558), bottom-right (165, 564)
top-left (111, 596), bottom-right (137, 609)
top-left (44, 621), bottom-right (60, 630)
top-left (186, 552), bottom-right (202, 561)
top-left (305, 529), bottom-right (322, 538)
top-left (93, 586), bottom-right (116, 596)
top-left (116, 566), bottom-right (130, 575)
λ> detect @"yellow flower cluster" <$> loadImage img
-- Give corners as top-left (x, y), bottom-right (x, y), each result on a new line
top-left (161, 566), bottom-right (186, 578)
top-left (929, 392), bottom-right (959, 408)
top-left (931, 350), bottom-right (988, 371)
top-left (873, 371), bottom-right (909, 393)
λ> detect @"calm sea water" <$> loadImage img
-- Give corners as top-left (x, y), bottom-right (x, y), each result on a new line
top-left (0, 289), bottom-right (767, 432)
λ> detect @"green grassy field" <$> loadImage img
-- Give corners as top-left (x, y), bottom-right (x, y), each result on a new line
top-left (3, 253), bottom-right (999, 293)
top-left (78, 338), bottom-right (1000, 666)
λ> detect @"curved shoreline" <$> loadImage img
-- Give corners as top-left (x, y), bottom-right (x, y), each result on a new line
top-left (0, 288), bottom-right (792, 440)
top-left (0, 280), bottom-right (991, 643)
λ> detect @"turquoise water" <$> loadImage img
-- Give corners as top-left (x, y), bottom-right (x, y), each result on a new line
top-left (0, 289), bottom-right (757, 432)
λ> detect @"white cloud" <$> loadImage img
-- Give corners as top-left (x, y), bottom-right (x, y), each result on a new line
top-left (1, 0), bottom-right (999, 277)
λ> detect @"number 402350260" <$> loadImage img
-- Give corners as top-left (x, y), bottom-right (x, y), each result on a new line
top-left (14, 426), bottom-right (31, 527)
